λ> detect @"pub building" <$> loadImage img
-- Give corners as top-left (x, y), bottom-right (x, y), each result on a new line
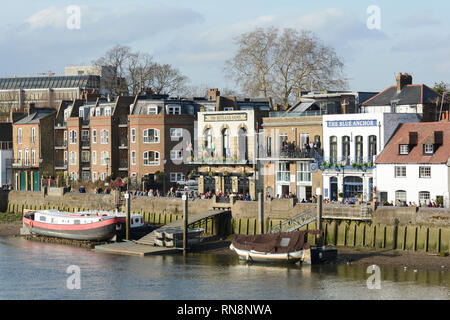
top-left (193, 93), bottom-right (272, 200)
top-left (321, 113), bottom-right (419, 202)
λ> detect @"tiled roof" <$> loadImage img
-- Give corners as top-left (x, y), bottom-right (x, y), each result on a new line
top-left (362, 85), bottom-right (449, 106)
top-left (14, 109), bottom-right (55, 124)
top-left (375, 121), bottom-right (450, 164)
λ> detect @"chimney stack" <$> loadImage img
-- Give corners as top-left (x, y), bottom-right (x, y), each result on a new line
top-left (27, 103), bottom-right (36, 116)
top-left (396, 73), bottom-right (412, 93)
top-left (208, 88), bottom-right (220, 101)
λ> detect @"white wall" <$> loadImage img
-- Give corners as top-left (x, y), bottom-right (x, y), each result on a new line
top-left (375, 164), bottom-right (450, 207)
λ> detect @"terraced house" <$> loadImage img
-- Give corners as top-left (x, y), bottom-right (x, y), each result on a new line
top-left (12, 104), bottom-right (55, 191)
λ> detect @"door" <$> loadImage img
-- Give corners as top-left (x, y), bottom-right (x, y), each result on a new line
top-left (33, 172), bottom-right (40, 191)
top-left (20, 172), bottom-right (26, 191)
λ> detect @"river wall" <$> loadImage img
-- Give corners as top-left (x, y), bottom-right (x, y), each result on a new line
top-left (3, 190), bottom-right (450, 254)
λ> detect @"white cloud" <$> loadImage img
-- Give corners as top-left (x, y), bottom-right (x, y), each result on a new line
top-left (25, 6), bottom-right (67, 30)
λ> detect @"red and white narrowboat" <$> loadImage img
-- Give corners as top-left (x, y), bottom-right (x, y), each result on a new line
top-left (23, 210), bottom-right (119, 241)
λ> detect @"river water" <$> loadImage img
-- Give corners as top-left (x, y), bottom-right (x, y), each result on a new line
top-left (0, 236), bottom-right (448, 300)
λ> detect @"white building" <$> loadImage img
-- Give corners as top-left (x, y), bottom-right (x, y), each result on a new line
top-left (375, 121), bottom-right (450, 207)
top-left (322, 113), bottom-right (419, 201)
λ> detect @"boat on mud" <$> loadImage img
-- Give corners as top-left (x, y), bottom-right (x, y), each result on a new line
top-left (23, 209), bottom-right (119, 241)
top-left (229, 230), bottom-right (324, 263)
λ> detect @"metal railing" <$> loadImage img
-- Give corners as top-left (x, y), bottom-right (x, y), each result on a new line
top-left (268, 209), bottom-right (316, 233)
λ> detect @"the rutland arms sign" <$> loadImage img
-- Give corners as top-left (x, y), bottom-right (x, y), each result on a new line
top-left (204, 113), bottom-right (247, 122)
top-left (326, 119), bottom-right (377, 127)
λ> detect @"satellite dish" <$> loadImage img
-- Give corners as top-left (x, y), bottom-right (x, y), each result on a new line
top-left (310, 162), bottom-right (318, 173)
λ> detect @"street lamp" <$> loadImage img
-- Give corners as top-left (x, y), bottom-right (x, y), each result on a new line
top-left (340, 158), bottom-right (347, 200)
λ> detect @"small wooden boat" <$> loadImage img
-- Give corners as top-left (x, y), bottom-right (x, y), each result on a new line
top-left (23, 210), bottom-right (118, 241)
top-left (229, 230), bottom-right (322, 263)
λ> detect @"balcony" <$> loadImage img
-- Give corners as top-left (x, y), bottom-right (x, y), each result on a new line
top-left (118, 162), bottom-right (128, 171)
top-left (55, 161), bottom-right (68, 170)
top-left (188, 156), bottom-right (249, 165)
top-left (55, 140), bottom-right (68, 149)
top-left (81, 140), bottom-right (90, 149)
top-left (260, 143), bottom-right (323, 161)
top-left (118, 117), bottom-right (128, 127)
top-left (54, 121), bottom-right (67, 129)
top-left (118, 138), bottom-right (128, 149)
top-left (321, 156), bottom-right (375, 170)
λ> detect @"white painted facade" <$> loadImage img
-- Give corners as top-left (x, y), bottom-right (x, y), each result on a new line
top-left (0, 150), bottom-right (13, 185)
top-left (375, 163), bottom-right (450, 207)
top-left (361, 104), bottom-right (423, 114)
top-left (322, 113), bottom-right (420, 201)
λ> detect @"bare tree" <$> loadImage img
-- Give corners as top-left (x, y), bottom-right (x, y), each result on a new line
top-left (126, 52), bottom-right (155, 95)
top-left (224, 27), bottom-right (278, 99)
top-left (226, 27), bottom-right (347, 105)
top-left (93, 44), bottom-right (133, 96)
top-left (150, 63), bottom-right (189, 96)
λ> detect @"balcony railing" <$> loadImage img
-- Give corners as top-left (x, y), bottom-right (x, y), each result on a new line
top-left (189, 157), bottom-right (249, 165)
top-left (269, 110), bottom-right (326, 117)
top-left (55, 140), bottom-right (68, 148)
top-left (118, 117), bottom-right (128, 126)
top-left (81, 140), bottom-right (90, 148)
top-left (262, 143), bottom-right (323, 160)
top-left (321, 156), bottom-right (375, 170)
top-left (118, 162), bottom-right (128, 170)
top-left (118, 138), bottom-right (128, 148)
top-left (55, 161), bottom-right (68, 170)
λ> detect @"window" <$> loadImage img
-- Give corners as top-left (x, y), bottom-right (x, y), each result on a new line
top-left (143, 129), bottom-right (160, 143)
top-left (297, 161), bottom-right (311, 183)
top-left (342, 136), bottom-right (350, 164)
top-left (395, 166), bottom-right (406, 178)
top-left (170, 173), bottom-right (185, 183)
top-left (419, 191), bottom-right (430, 204)
top-left (355, 135), bottom-right (363, 163)
top-left (224, 107), bottom-right (234, 111)
top-left (101, 173), bottom-right (107, 181)
top-left (222, 128), bottom-right (230, 158)
top-left (70, 172), bottom-right (77, 181)
top-left (131, 128), bottom-right (136, 143)
top-left (170, 128), bottom-right (183, 140)
top-left (100, 130), bottom-right (109, 144)
top-left (96, 108), bottom-right (101, 116)
top-left (64, 151), bottom-right (67, 164)
top-left (92, 172), bottom-right (98, 182)
top-left (170, 149), bottom-right (183, 161)
top-left (330, 136), bottom-right (337, 163)
top-left (81, 151), bottom-right (90, 163)
top-left (167, 105), bottom-right (181, 115)
top-left (419, 166), bottom-right (431, 178)
top-left (266, 136), bottom-right (272, 157)
top-left (399, 144), bottom-right (409, 155)
top-left (131, 150), bottom-right (136, 165)
top-left (395, 190), bottom-right (407, 202)
top-left (92, 129), bottom-right (97, 143)
top-left (276, 162), bottom-right (290, 182)
top-left (70, 151), bottom-right (77, 165)
top-left (31, 128), bottom-right (35, 144)
top-left (82, 130), bottom-right (89, 142)
top-left (81, 172), bottom-right (90, 182)
top-left (300, 133), bottom-right (310, 148)
top-left (204, 128), bottom-right (212, 151)
top-left (368, 135), bottom-right (377, 158)
top-left (238, 127), bottom-right (248, 160)
top-left (143, 151), bottom-right (160, 165)
top-left (92, 151), bottom-right (97, 165)
top-left (69, 130), bottom-right (77, 144)
top-left (79, 108), bottom-right (84, 118)
top-left (424, 144), bottom-right (434, 154)
top-left (100, 151), bottom-right (109, 165)
top-left (104, 107), bottom-right (111, 116)
top-left (18, 149), bottom-right (22, 164)
top-left (31, 149), bottom-right (36, 166)
top-left (17, 128), bottom-right (22, 144)
top-left (24, 149), bottom-right (29, 166)
top-left (147, 105), bottom-right (158, 114)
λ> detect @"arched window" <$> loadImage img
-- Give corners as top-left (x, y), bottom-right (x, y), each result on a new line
top-left (342, 136), bottom-right (350, 165)
top-left (330, 136), bottom-right (337, 163)
top-left (143, 129), bottom-right (159, 143)
top-left (368, 135), bottom-right (377, 159)
top-left (238, 127), bottom-right (248, 161)
top-left (143, 151), bottom-right (160, 165)
top-left (355, 135), bottom-right (363, 163)
top-left (69, 130), bottom-right (77, 144)
top-left (222, 128), bottom-right (230, 158)
top-left (100, 130), bottom-right (109, 144)
top-left (419, 191), bottom-right (430, 204)
top-left (395, 190), bottom-right (407, 203)
top-left (203, 128), bottom-right (212, 156)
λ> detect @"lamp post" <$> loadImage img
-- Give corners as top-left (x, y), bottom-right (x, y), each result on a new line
top-left (162, 158), bottom-right (167, 195)
top-left (340, 158), bottom-right (346, 201)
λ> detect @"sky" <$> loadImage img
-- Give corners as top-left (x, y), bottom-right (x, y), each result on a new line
top-left (1, 0), bottom-right (449, 94)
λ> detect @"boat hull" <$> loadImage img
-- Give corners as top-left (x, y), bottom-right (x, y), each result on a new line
top-left (23, 217), bottom-right (118, 241)
top-left (229, 243), bottom-right (305, 263)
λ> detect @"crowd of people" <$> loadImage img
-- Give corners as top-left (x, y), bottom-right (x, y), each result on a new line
top-left (383, 200), bottom-right (444, 208)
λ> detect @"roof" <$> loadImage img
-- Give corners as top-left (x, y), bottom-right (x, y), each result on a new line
top-left (0, 123), bottom-right (12, 141)
top-left (14, 109), bottom-right (55, 124)
top-left (362, 85), bottom-right (449, 107)
top-left (0, 75), bottom-right (100, 90)
top-left (375, 121), bottom-right (450, 164)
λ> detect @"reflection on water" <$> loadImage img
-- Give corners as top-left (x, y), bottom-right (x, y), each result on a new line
top-left (0, 237), bottom-right (448, 300)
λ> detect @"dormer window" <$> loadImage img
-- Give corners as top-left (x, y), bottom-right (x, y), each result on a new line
top-left (147, 105), bottom-right (158, 114)
top-left (104, 107), bottom-right (111, 116)
top-left (167, 105), bottom-right (181, 115)
top-left (399, 144), bottom-right (409, 155)
top-left (423, 144), bottom-right (434, 155)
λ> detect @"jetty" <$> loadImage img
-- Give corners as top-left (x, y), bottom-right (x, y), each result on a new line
top-left (94, 209), bottom-right (230, 257)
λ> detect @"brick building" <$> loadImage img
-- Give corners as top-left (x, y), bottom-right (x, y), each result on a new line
top-left (12, 104), bottom-right (55, 191)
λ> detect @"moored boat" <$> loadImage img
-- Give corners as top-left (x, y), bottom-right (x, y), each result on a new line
top-left (23, 210), bottom-right (119, 241)
top-left (229, 230), bottom-right (322, 263)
